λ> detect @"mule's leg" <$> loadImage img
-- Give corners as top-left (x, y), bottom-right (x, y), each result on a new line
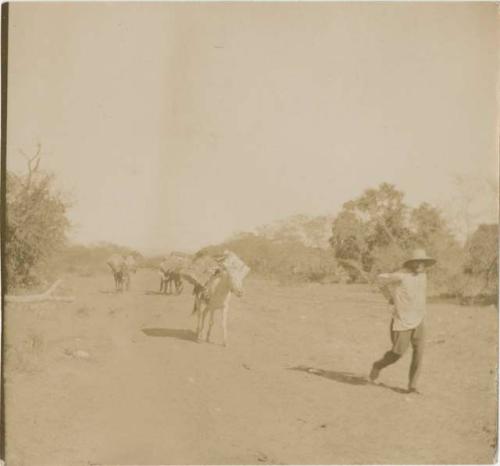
top-left (194, 296), bottom-right (203, 339)
top-left (196, 308), bottom-right (202, 340)
top-left (194, 293), bottom-right (207, 341)
top-left (206, 307), bottom-right (217, 343)
top-left (198, 305), bottom-right (209, 342)
top-left (221, 303), bottom-right (230, 347)
top-left (175, 278), bottom-right (183, 295)
top-left (119, 272), bottom-right (125, 292)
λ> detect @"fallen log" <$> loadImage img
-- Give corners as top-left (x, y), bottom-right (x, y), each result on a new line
top-left (5, 279), bottom-right (75, 303)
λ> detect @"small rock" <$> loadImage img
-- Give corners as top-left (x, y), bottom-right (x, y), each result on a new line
top-left (74, 350), bottom-right (90, 359)
top-left (257, 452), bottom-right (268, 463)
top-left (76, 307), bottom-right (89, 318)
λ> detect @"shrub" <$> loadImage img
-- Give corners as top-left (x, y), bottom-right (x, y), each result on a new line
top-left (5, 153), bottom-right (70, 289)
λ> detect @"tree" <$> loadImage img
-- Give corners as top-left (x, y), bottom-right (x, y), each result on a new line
top-left (442, 174), bottom-right (499, 243)
top-left (256, 214), bottom-right (334, 249)
top-left (409, 202), bottom-right (466, 297)
top-left (462, 224), bottom-right (499, 301)
top-left (5, 146), bottom-right (71, 289)
top-left (329, 183), bottom-right (466, 297)
top-left (330, 183), bottom-right (411, 280)
top-left (197, 230), bottom-right (347, 284)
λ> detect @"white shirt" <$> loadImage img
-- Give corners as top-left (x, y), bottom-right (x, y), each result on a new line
top-left (377, 271), bottom-right (427, 331)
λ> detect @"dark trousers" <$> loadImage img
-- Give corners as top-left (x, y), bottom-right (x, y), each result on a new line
top-left (373, 321), bottom-right (425, 390)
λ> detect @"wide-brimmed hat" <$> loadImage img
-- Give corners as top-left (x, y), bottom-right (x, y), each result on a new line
top-left (403, 249), bottom-right (436, 268)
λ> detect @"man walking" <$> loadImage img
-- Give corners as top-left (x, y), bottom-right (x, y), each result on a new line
top-left (369, 249), bottom-right (436, 394)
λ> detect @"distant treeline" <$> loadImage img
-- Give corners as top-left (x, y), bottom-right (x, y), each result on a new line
top-left (197, 234), bottom-right (348, 285)
top-left (198, 184), bottom-right (498, 303)
top-left (5, 152), bottom-right (497, 305)
top-left (51, 242), bottom-right (144, 277)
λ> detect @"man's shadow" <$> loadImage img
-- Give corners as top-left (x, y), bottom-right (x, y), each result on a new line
top-left (142, 328), bottom-right (197, 342)
top-left (289, 365), bottom-right (407, 394)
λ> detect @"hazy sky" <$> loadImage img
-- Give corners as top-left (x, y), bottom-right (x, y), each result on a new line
top-left (7, 3), bottom-right (498, 254)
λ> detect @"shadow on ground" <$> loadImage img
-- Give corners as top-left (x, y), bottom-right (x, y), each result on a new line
top-left (144, 291), bottom-right (181, 296)
top-left (142, 328), bottom-right (197, 342)
top-left (289, 365), bottom-right (407, 394)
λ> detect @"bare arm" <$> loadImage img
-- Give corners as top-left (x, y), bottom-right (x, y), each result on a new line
top-left (376, 273), bottom-right (402, 305)
top-left (377, 273), bottom-right (403, 285)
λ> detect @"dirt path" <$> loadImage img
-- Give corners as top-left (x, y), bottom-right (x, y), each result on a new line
top-left (3, 270), bottom-right (497, 465)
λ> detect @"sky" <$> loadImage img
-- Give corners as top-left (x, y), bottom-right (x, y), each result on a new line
top-left (6, 3), bottom-right (498, 254)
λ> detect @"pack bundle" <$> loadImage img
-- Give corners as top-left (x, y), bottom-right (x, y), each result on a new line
top-left (160, 253), bottom-right (191, 272)
top-left (107, 254), bottom-right (125, 273)
top-left (125, 255), bottom-right (137, 272)
top-left (179, 255), bottom-right (219, 288)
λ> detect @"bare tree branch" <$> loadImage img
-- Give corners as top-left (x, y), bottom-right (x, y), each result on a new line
top-left (337, 258), bottom-right (394, 304)
top-left (5, 279), bottom-right (75, 303)
top-left (378, 217), bottom-right (402, 249)
top-left (19, 143), bottom-right (42, 191)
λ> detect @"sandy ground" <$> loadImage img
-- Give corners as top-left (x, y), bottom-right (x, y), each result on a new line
top-left (3, 269), bottom-right (498, 465)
